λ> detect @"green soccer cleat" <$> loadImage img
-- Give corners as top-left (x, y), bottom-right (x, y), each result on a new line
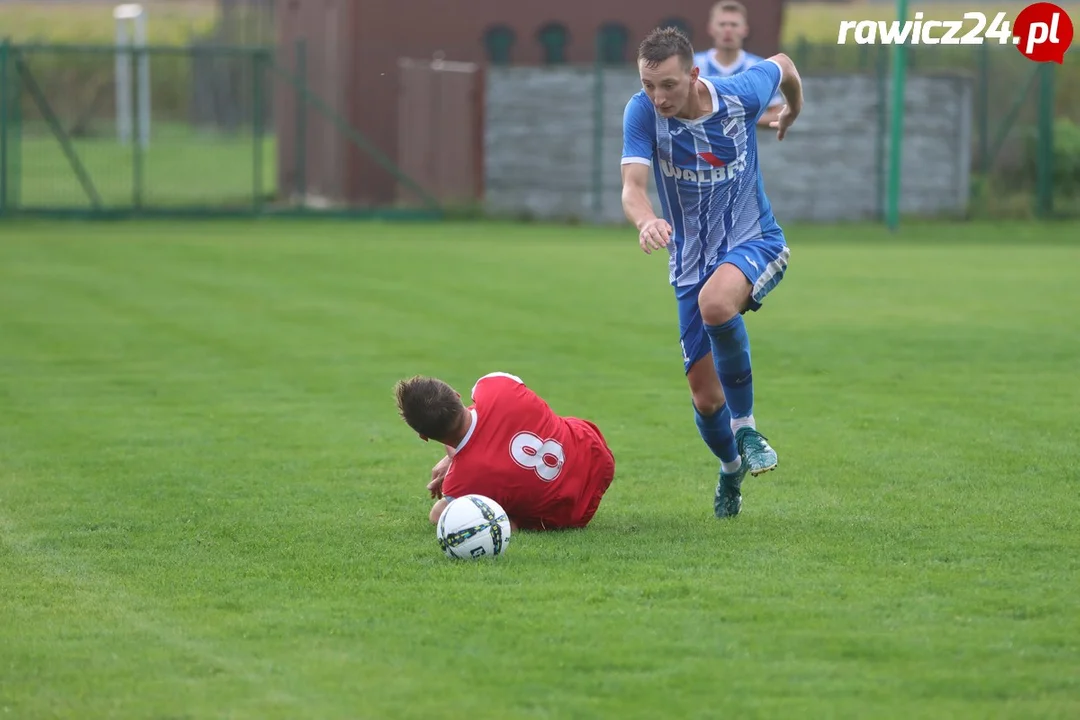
top-left (714, 462), bottom-right (746, 519)
top-left (735, 427), bottom-right (778, 476)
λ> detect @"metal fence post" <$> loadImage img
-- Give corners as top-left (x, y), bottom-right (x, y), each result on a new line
top-left (886, 0), bottom-right (909, 231)
top-left (1035, 62), bottom-right (1055, 219)
top-left (592, 38), bottom-right (604, 219)
top-left (132, 43), bottom-right (144, 210)
top-left (977, 43), bottom-right (989, 175)
top-left (295, 39), bottom-right (307, 206)
top-left (253, 48), bottom-right (265, 214)
top-left (1, 39), bottom-right (8, 216)
top-left (875, 43), bottom-right (887, 220)
top-left (9, 42), bottom-right (18, 210)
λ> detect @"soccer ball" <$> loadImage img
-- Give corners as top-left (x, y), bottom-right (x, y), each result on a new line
top-left (436, 494), bottom-right (512, 560)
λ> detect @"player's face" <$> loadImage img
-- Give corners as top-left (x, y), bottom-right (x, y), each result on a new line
top-left (639, 56), bottom-right (697, 118)
top-left (709, 11), bottom-right (748, 49)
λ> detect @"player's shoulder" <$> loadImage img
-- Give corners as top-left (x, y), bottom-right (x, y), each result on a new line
top-left (624, 91), bottom-right (658, 133)
top-left (745, 53), bottom-right (783, 78)
top-left (710, 58), bottom-right (780, 95)
top-left (702, 73), bottom-right (748, 100)
top-left (742, 51), bottom-right (769, 65)
top-left (471, 371), bottom-right (525, 399)
top-left (626, 89), bottom-right (654, 112)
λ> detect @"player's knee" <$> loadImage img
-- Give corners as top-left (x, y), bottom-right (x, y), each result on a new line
top-left (699, 265), bottom-right (753, 325)
top-left (687, 357), bottom-right (726, 415)
top-left (691, 389), bottom-right (725, 417)
top-left (698, 291), bottom-right (740, 326)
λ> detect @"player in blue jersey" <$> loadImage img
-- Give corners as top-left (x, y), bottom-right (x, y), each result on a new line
top-left (620, 26), bottom-right (802, 518)
top-left (692, 1), bottom-right (785, 129)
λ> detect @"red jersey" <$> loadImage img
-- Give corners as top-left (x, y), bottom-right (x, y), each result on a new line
top-left (441, 372), bottom-right (616, 530)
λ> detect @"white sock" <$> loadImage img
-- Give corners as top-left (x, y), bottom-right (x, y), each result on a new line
top-left (721, 457), bottom-right (742, 474)
top-left (731, 415), bottom-right (756, 433)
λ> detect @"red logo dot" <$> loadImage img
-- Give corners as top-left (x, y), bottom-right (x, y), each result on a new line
top-left (1013, 2), bottom-right (1074, 63)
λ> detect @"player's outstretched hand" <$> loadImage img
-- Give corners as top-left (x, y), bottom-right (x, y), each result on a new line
top-left (638, 218), bottom-right (672, 254)
top-left (769, 104), bottom-right (798, 141)
top-left (428, 456), bottom-right (451, 498)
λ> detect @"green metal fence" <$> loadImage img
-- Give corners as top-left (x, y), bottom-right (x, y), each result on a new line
top-left (1, 41), bottom-right (265, 216)
top-left (0, 38), bottom-right (1075, 221)
top-left (0, 39), bottom-right (440, 219)
top-left (787, 38), bottom-right (1078, 219)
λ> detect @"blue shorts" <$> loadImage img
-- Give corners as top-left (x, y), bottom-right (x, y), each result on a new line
top-left (676, 237), bottom-right (790, 374)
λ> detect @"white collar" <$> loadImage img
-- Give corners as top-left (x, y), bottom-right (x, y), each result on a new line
top-left (673, 78), bottom-right (719, 125)
top-left (454, 408), bottom-right (478, 453)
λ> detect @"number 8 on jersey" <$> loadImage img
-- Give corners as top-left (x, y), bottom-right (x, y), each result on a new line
top-left (510, 431), bottom-right (565, 482)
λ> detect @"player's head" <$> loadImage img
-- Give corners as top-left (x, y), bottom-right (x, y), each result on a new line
top-left (707, 0), bottom-right (749, 51)
top-left (637, 26), bottom-right (698, 118)
top-left (394, 375), bottom-right (467, 443)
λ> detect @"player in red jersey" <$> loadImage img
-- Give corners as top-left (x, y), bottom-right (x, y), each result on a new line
top-left (393, 372), bottom-right (616, 531)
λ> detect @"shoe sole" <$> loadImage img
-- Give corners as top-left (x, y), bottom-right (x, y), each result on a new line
top-left (748, 462), bottom-right (777, 477)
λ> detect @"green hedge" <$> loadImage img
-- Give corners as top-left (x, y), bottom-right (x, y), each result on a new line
top-left (1024, 117), bottom-right (1080, 198)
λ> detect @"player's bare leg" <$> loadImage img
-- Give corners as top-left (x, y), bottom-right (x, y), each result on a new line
top-left (698, 264), bottom-right (778, 476)
top-left (688, 356), bottom-right (745, 518)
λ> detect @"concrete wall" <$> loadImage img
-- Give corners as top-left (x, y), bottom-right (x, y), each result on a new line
top-left (484, 68), bottom-right (972, 223)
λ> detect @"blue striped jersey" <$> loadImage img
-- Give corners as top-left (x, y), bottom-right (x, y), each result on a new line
top-left (692, 49), bottom-right (784, 109)
top-left (621, 60), bottom-right (784, 287)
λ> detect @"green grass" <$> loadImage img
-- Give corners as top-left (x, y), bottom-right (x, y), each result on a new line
top-left (13, 128), bottom-right (277, 208)
top-left (1, 219), bottom-right (1079, 719)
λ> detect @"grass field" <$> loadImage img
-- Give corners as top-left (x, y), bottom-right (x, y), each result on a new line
top-left (1, 219), bottom-right (1078, 718)
top-left (14, 130), bottom-right (276, 209)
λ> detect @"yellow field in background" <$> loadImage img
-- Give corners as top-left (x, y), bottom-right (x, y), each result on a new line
top-left (0, 1), bottom-right (216, 44)
top-left (780, 2), bottom-right (1079, 43)
top-left (2, 1), bottom-right (1077, 45)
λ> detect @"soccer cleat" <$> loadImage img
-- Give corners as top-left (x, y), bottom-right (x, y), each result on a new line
top-left (714, 462), bottom-right (746, 519)
top-left (735, 427), bottom-right (778, 476)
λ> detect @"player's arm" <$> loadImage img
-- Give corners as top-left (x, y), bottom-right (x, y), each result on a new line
top-left (431, 460), bottom-right (470, 524)
top-left (429, 497), bottom-right (450, 524)
top-left (756, 99), bottom-right (784, 129)
top-left (621, 163), bottom-right (669, 253)
top-left (426, 444), bottom-right (457, 500)
top-left (764, 53), bottom-right (803, 140)
top-left (620, 97), bottom-right (670, 254)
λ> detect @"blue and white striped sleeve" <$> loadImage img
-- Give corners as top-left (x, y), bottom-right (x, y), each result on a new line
top-left (621, 95), bottom-right (655, 167)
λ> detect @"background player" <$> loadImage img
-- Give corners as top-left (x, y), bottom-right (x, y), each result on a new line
top-left (619, 27), bottom-right (802, 518)
top-left (693, 0), bottom-right (784, 129)
top-left (394, 372), bottom-right (616, 531)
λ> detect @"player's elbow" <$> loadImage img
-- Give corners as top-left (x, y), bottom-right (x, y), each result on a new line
top-left (771, 53), bottom-right (801, 85)
top-left (770, 52), bottom-right (794, 74)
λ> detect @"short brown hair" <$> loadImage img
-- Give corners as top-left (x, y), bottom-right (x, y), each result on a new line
top-left (394, 376), bottom-right (464, 440)
top-left (638, 26), bottom-right (694, 71)
top-left (711, 0), bottom-right (748, 20)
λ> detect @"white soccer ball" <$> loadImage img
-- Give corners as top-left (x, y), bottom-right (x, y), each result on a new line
top-left (436, 494), bottom-right (512, 560)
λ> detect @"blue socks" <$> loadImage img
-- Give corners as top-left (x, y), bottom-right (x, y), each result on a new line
top-left (694, 402), bottom-right (739, 467)
top-left (704, 314), bottom-right (754, 420)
